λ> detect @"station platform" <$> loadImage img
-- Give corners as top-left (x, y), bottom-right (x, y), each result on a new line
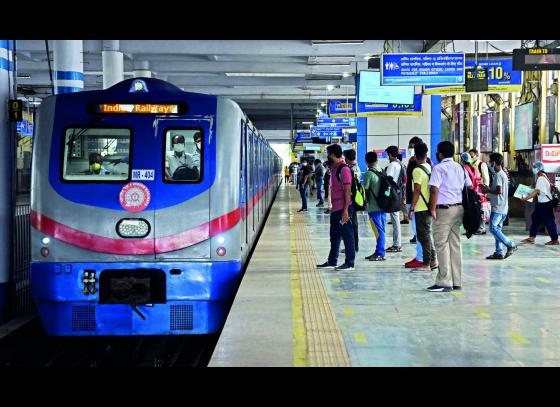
top-left (209, 183), bottom-right (560, 367)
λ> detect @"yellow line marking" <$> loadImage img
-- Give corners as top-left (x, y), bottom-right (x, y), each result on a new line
top-left (513, 266), bottom-right (524, 271)
top-left (507, 331), bottom-right (530, 345)
top-left (289, 188), bottom-right (307, 367)
top-left (337, 291), bottom-right (348, 299)
top-left (451, 291), bottom-right (465, 298)
top-left (472, 249), bottom-right (481, 254)
top-left (332, 277), bottom-right (341, 284)
top-left (342, 307), bottom-right (354, 317)
top-left (472, 308), bottom-right (491, 318)
top-left (354, 332), bottom-right (367, 344)
top-left (535, 277), bottom-right (551, 284)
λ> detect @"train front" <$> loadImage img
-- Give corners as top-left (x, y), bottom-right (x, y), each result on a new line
top-left (30, 78), bottom-right (243, 335)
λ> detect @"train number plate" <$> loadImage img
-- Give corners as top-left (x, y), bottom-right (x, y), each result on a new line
top-left (132, 169), bottom-right (155, 181)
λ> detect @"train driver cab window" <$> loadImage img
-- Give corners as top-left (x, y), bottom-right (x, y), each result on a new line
top-left (62, 128), bottom-right (131, 181)
top-left (164, 129), bottom-right (203, 182)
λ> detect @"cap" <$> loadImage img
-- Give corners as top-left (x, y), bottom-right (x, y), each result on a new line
top-left (534, 161), bottom-right (545, 172)
top-left (172, 134), bottom-right (185, 144)
top-left (460, 152), bottom-right (471, 163)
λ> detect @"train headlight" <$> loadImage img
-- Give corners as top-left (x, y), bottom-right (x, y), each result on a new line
top-left (216, 247), bottom-right (226, 256)
top-left (41, 237), bottom-right (50, 245)
top-left (217, 236), bottom-right (225, 244)
top-left (40, 247), bottom-right (49, 257)
top-left (116, 218), bottom-right (150, 238)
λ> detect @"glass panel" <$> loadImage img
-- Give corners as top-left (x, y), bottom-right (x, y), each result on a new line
top-left (62, 127), bottom-right (131, 181)
top-left (164, 128), bottom-right (203, 182)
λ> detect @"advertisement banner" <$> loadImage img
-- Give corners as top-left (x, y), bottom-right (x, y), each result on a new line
top-left (382, 53), bottom-right (465, 86)
top-left (328, 100), bottom-right (357, 117)
top-left (356, 94), bottom-right (423, 117)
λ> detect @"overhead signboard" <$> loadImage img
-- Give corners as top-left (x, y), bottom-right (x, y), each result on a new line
top-left (328, 100), bottom-right (357, 117)
top-left (381, 53), bottom-right (465, 86)
top-left (310, 126), bottom-right (343, 138)
top-left (513, 48), bottom-right (560, 71)
top-left (424, 59), bottom-right (522, 94)
top-left (356, 94), bottom-right (423, 117)
top-left (465, 67), bottom-right (488, 92)
top-left (317, 116), bottom-right (357, 127)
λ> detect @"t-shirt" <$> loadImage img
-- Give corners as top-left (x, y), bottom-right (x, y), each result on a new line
top-left (536, 175), bottom-right (552, 203)
top-left (386, 160), bottom-right (402, 183)
top-left (315, 164), bottom-right (325, 178)
top-left (490, 169), bottom-right (508, 214)
top-left (348, 162), bottom-right (362, 182)
top-left (330, 160), bottom-right (353, 212)
top-left (412, 163), bottom-right (431, 212)
top-left (363, 165), bottom-right (382, 212)
top-left (406, 156), bottom-right (432, 203)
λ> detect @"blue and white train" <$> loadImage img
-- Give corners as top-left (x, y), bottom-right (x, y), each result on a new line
top-left (30, 78), bottom-right (282, 335)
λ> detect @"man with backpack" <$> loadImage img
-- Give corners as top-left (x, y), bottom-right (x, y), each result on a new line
top-left (469, 149), bottom-right (490, 186)
top-left (342, 149), bottom-right (362, 253)
top-left (316, 144), bottom-right (355, 271)
top-left (363, 151), bottom-right (386, 261)
top-left (385, 146), bottom-right (404, 253)
top-left (407, 143), bottom-right (437, 272)
top-left (314, 159), bottom-right (326, 207)
top-left (427, 141), bottom-right (471, 292)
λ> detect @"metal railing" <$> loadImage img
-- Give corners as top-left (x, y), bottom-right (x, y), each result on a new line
top-left (12, 203), bottom-right (34, 317)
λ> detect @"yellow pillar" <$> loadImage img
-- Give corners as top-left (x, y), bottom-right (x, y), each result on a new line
top-left (539, 71), bottom-right (548, 145)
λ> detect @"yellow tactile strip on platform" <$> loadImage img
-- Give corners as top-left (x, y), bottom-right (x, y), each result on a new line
top-left (289, 189), bottom-right (350, 367)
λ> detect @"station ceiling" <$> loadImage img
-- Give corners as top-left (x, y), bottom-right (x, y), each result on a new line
top-left (14, 40), bottom-right (556, 140)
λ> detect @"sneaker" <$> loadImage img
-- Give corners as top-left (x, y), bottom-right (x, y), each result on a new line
top-left (545, 240), bottom-right (560, 246)
top-left (316, 262), bottom-right (336, 269)
top-left (504, 244), bottom-right (518, 258)
top-left (316, 202), bottom-right (324, 207)
top-left (400, 219), bottom-right (410, 224)
top-left (369, 254), bottom-right (385, 261)
top-left (520, 238), bottom-right (535, 244)
top-left (427, 285), bottom-right (452, 292)
top-left (297, 208), bottom-right (308, 212)
top-left (411, 265), bottom-right (430, 272)
top-left (486, 252), bottom-right (504, 260)
top-left (404, 258), bottom-right (424, 268)
top-left (335, 264), bottom-right (354, 271)
top-left (453, 286), bottom-right (462, 290)
top-left (409, 235), bottom-right (417, 244)
top-left (386, 246), bottom-right (402, 253)
top-left (324, 209), bottom-right (331, 214)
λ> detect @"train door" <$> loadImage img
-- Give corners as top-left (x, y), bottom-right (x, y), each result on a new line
top-left (240, 120), bottom-right (247, 251)
top-left (154, 118), bottom-right (212, 260)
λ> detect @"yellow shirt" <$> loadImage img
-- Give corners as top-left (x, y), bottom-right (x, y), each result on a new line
top-left (412, 163), bottom-right (431, 212)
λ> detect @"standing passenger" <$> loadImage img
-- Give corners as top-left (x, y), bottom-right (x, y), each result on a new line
top-left (384, 146), bottom-right (404, 253)
top-left (480, 153), bottom-right (517, 259)
top-left (520, 161), bottom-right (559, 245)
top-left (324, 164), bottom-right (332, 214)
top-left (316, 144), bottom-right (355, 271)
top-left (314, 159), bottom-right (325, 207)
top-left (427, 141), bottom-right (471, 292)
top-left (407, 143), bottom-right (437, 271)
top-left (343, 149), bottom-right (361, 253)
top-left (296, 160), bottom-right (312, 212)
top-left (363, 151), bottom-right (386, 261)
top-left (284, 166), bottom-right (290, 184)
top-left (469, 149), bottom-right (490, 186)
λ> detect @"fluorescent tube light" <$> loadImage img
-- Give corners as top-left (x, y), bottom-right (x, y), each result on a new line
top-left (225, 73), bottom-right (305, 77)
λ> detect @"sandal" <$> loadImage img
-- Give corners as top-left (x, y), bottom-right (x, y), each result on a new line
top-left (520, 238), bottom-right (535, 244)
top-left (545, 240), bottom-right (560, 246)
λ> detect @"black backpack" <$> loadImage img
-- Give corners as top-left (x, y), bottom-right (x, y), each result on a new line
top-left (335, 164), bottom-right (367, 211)
top-left (461, 169), bottom-right (482, 239)
top-left (368, 168), bottom-right (402, 213)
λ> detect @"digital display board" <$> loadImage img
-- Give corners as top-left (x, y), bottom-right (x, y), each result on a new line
top-left (465, 67), bottom-right (488, 92)
top-left (381, 53), bottom-right (465, 86)
top-left (513, 48), bottom-right (560, 71)
top-left (514, 102), bottom-right (538, 150)
top-left (358, 70), bottom-right (414, 104)
top-left (94, 103), bottom-right (180, 114)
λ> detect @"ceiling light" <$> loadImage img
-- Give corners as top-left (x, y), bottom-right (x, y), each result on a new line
top-left (342, 72), bottom-right (351, 77)
top-left (312, 40), bottom-right (364, 45)
top-left (321, 103), bottom-right (327, 106)
top-left (308, 63), bottom-right (351, 67)
top-left (225, 73), bottom-right (306, 77)
top-left (302, 121), bottom-right (314, 124)
top-left (326, 85), bottom-right (335, 91)
top-left (16, 74), bottom-right (31, 79)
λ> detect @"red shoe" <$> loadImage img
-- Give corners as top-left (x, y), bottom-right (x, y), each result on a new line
top-left (404, 258), bottom-right (424, 268)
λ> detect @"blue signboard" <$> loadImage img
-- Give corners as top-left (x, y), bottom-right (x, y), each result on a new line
top-left (317, 116), bottom-right (357, 127)
top-left (310, 126), bottom-right (343, 138)
top-left (382, 53), bottom-right (465, 86)
top-left (296, 132), bottom-right (313, 142)
top-left (328, 99), bottom-right (357, 117)
top-left (16, 120), bottom-right (27, 133)
top-left (356, 94), bottom-right (423, 116)
top-left (424, 58), bottom-right (522, 94)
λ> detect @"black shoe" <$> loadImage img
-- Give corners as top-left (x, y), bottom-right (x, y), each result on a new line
top-left (369, 254), bottom-right (385, 261)
top-left (297, 208), bottom-right (308, 212)
top-left (386, 246), bottom-right (402, 253)
top-left (474, 230), bottom-right (487, 235)
top-left (324, 209), bottom-right (331, 214)
top-left (486, 252), bottom-right (504, 260)
top-left (316, 262), bottom-right (336, 269)
top-left (427, 285), bottom-right (452, 292)
top-left (400, 219), bottom-right (410, 224)
top-left (316, 202), bottom-right (324, 207)
top-left (452, 286), bottom-right (461, 290)
top-left (410, 235), bottom-right (416, 244)
top-left (335, 264), bottom-right (354, 271)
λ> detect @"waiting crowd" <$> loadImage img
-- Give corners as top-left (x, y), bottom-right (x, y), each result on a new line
top-left (285, 138), bottom-right (559, 292)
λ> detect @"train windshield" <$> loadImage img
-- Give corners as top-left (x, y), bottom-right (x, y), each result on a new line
top-left (164, 128), bottom-right (203, 182)
top-left (62, 127), bottom-right (131, 181)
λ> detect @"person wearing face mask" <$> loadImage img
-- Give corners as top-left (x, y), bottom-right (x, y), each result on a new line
top-left (191, 131), bottom-right (202, 169)
top-left (87, 153), bottom-right (111, 175)
top-left (468, 149), bottom-right (490, 187)
top-left (520, 161), bottom-right (559, 245)
top-left (165, 134), bottom-right (191, 180)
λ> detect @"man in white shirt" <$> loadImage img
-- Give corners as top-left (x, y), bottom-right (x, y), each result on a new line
top-left (385, 145), bottom-right (404, 252)
top-left (166, 134), bottom-right (197, 180)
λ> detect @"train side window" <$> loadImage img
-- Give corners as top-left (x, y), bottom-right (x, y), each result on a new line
top-left (62, 127), bottom-right (131, 182)
top-left (163, 128), bottom-right (203, 183)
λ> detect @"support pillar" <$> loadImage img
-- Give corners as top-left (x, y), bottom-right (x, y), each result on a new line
top-left (53, 40), bottom-right (84, 94)
top-left (102, 40), bottom-right (124, 89)
top-left (133, 60), bottom-right (151, 78)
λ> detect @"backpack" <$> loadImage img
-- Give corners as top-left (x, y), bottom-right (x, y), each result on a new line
top-left (335, 163), bottom-right (367, 211)
top-left (542, 175), bottom-right (560, 209)
top-left (464, 164), bottom-right (486, 203)
top-left (368, 168), bottom-right (402, 213)
top-left (461, 169), bottom-right (483, 239)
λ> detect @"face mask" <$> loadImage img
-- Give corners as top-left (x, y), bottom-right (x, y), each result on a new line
top-left (532, 167), bottom-right (539, 175)
top-left (91, 163), bottom-right (101, 172)
top-left (174, 143), bottom-right (185, 153)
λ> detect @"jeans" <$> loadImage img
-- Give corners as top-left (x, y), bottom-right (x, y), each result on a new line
top-left (489, 212), bottom-right (514, 256)
top-left (316, 177), bottom-right (324, 203)
top-left (299, 184), bottom-right (308, 210)
top-left (328, 207), bottom-right (356, 267)
top-left (530, 201), bottom-right (559, 241)
top-left (351, 207), bottom-right (359, 251)
top-left (407, 203), bottom-right (423, 261)
top-left (368, 211), bottom-right (387, 256)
